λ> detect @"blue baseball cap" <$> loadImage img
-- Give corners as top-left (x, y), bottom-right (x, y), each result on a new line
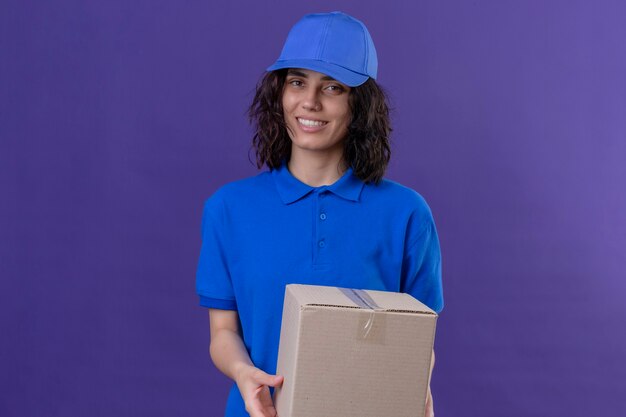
top-left (266, 11), bottom-right (378, 87)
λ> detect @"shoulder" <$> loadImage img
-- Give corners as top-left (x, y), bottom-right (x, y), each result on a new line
top-left (363, 177), bottom-right (437, 244)
top-left (202, 170), bottom-right (273, 216)
top-left (213, 170), bottom-right (272, 199)
top-left (363, 177), bottom-right (434, 219)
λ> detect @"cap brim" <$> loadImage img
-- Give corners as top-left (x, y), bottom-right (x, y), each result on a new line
top-left (266, 59), bottom-right (369, 87)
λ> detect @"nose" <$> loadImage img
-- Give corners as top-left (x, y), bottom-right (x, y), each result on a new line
top-left (302, 89), bottom-right (321, 111)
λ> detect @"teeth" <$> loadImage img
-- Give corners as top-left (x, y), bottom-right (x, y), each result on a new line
top-left (298, 118), bottom-right (327, 127)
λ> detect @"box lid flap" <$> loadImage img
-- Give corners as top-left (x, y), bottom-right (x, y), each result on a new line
top-left (285, 284), bottom-right (436, 315)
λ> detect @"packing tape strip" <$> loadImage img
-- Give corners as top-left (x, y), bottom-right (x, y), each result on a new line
top-left (340, 288), bottom-right (386, 343)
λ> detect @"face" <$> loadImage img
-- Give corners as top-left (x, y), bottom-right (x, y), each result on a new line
top-left (282, 68), bottom-right (352, 157)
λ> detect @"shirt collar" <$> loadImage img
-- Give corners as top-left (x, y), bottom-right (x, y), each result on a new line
top-left (272, 160), bottom-right (365, 205)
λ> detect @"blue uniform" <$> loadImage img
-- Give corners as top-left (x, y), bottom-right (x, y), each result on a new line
top-left (196, 160), bottom-right (443, 417)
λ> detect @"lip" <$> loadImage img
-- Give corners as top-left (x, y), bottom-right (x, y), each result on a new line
top-left (295, 117), bottom-right (328, 133)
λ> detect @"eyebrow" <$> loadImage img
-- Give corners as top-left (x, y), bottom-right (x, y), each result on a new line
top-left (286, 69), bottom-right (337, 82)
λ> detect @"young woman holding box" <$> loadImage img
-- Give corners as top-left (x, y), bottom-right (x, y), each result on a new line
top-left (196, 11), bottom-right (443, 417)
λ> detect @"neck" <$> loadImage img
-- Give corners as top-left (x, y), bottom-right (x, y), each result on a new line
top-left (287, 150), bottom-right (348, 187)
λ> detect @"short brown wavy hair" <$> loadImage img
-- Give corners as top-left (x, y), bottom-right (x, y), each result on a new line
top-left (248, 69), bottom-right (392, 184)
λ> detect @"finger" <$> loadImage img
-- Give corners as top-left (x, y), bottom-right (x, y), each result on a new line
top-left (253, 369), bottom-right (284, 387)
top-left (248, 401), bottom-right (277, 417)
top-left (272, 374), bottom-right (284, 387)
top-left (249, 384), bottom-right (279, 417)
top-left (247, 398), bottom-right (275, 417)
top-left (424, 386), bottom-right (434, 417)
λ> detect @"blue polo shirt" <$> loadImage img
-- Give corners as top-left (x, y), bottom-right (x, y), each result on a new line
top-left (196, 160), bottom-right (443, 417)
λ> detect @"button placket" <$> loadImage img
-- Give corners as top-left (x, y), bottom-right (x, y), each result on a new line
top-left (318, 193), bottom-right (327, 248)
top-left (314, 190), bottom-right (328, 264)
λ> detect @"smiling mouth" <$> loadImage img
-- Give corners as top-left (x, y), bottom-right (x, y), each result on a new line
top-left (297, 117), bottom-right (328, 127)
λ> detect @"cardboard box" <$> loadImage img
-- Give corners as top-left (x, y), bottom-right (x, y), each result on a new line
top-left (274, 284), bottom-right (437, 417)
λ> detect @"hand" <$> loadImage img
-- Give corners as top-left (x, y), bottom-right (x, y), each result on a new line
top-left (424, 349), bottom-right (435, 417)
top-left (424, 385), bottom-right (434, 417)
top-left (235, 364), bottom-right (284, 417)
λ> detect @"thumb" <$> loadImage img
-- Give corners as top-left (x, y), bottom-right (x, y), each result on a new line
top-left (253, 369), bottom-right (284, 387)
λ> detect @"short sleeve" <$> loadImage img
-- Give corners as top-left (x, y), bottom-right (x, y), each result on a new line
top-left (400, 210), bottom-right (444, 314)
top-left (195, 195), bottom-right (237, 310)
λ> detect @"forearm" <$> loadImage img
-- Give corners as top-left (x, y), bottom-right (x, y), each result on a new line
top-left (209, 327), bottom-right (254, 383)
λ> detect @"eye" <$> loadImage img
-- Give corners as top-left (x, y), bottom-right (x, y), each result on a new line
top-left (325, 84), bottom-right (345, 93)
top-left (288, 79), bottom-right (303, 87)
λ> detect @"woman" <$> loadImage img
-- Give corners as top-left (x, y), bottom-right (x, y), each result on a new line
top-left (196, 11), bottom-right (443, 417)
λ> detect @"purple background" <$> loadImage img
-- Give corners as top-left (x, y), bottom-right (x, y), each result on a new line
top-left (2, 1), bottom-right (625, 416)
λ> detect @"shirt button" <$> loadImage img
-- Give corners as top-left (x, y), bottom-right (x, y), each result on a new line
top-left (318, 240), bottom-right (325, 248)
top-left (320, 213), bottom-right (327, 220)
